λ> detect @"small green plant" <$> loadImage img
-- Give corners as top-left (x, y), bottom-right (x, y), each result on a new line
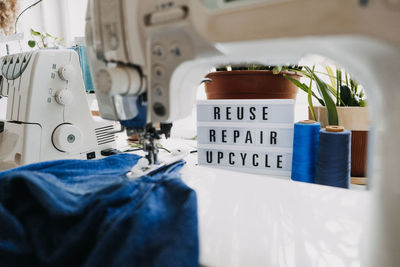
top-left (282, 66), bottom-right (367, 125)
top-left (28, 28), bottom-right (65, 49)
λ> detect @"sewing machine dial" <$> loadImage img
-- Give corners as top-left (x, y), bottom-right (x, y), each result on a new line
top-left (58, 65), bottom-right (75, 81)
top-left (55, 89), bottom-right (73, 105)
top-left (52, 124), bottom-right (83, 153)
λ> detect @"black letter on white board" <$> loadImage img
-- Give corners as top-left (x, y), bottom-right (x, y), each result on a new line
top-left (253, 154), bottom-right (259, 167)
top-left (217, 152), bottom-right (224, 164)
top-left (277, 155), bottom-right (283, 169)
top-left (206, 151), bottom-right (213, 163)
top-left (233, 130), bottom-right (240, 143)
top-left (229, 152), bottom-right (235, 165)
top-left (270, 131), bottom-right (277, 145)
top-left (222, 130), bottom-right (227, 143)
top-left (263, 107), bottom-right (268, 120)
top-left (209, 129), bottom-right (216, 142)
top-left (249, 107), bottom-right (256, 120)
top-left (237, 107), bottom-right (244, 120)
top-left (214, 107), bottom-right (220, 120)
top-left (226, 107), bottom-right (232, 120)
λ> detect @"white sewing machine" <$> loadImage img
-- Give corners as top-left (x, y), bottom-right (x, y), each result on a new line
top-left (0, 49), bottom-right (115, 169)
top-left (85, 0), bottom-right (400, 266)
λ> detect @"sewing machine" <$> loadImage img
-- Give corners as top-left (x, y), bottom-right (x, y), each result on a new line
top-left (0, 49), bottom-right (115, 169)
top-left (85, 0), bottom-right (400, 266)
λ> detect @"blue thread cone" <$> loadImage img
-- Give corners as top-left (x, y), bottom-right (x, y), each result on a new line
top-left (71, 45), bottom-right (95, 92)
top-left (316, 127), bottom-right (351, 188)
top-left (291, 120), bottom-right (321, 183)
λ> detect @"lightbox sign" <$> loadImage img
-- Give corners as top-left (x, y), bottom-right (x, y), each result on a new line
top-left (197, 99), bottom-right (294, 176)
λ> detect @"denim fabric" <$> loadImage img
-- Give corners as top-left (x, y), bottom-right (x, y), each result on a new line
top-left (0, 154), bottom-right (198, 267)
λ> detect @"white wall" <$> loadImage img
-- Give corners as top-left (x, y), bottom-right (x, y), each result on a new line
top-left (65, 0), bottom-right (89, 43)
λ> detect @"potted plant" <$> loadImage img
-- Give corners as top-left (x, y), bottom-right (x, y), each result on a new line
top-left (203, 64), bottom-right (301, 100)
top-left (27, 28), bottom-right (65, 49)
top-left (284, 66), bottom-right (369, 179)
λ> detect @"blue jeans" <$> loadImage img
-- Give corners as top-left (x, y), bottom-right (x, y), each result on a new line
top-left (0, 154), bottom-right (198, 267)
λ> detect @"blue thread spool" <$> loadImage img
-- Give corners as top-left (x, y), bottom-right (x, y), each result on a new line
top-left (71, 45), bottom-right (95, 92)
top-left (316, 126), bottom-right (351, 188)
top-left (291, 120), bottom-right (321, 183)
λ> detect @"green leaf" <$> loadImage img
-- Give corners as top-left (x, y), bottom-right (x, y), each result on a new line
top-left (45, 32), bottom-right (52, 37)
top-left (308, 65), bottom-right (316, 121)
top-left (28, 40), bottom-right (36, 48)
top-left (306, 66), bottom-right (338, 125)
top-left (350, 79), bottom-right (359, 98)
top-left (294, 69), bottom-right (313, 79)
top-left (283, 74), bottom-right (324, 105)
top-left (272, 66), bottom-right (282, 74)
top-left (336, 69), bottom-right (342, 106)
top-left (30, 28), bottom-right (41, 36)
top-left (359, 99), bottom-right (367, 107)
top-left (325, 66), bottom-right (337, 89)
top-left (352, 99), bottom-right (361, 106)
top-left (340, 85), bottom-right (352, 106)
top-left (326, 84), bottom-right (337, 96)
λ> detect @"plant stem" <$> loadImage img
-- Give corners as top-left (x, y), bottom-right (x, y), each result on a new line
top-left (336, 69), bottom-right (342, 106)
top-left (306, 66), bottom-right (338, 126)
top-left (308, 65), bottom-right (316, 120)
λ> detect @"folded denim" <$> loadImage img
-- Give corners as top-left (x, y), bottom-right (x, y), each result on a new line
top-left (0, 154), bottom-right (198, 267)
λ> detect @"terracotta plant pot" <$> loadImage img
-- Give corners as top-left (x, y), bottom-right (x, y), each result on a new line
top-left (309, 106), bottom-right (370, 177)
top-left (204, 70), bottom-right (300, 100)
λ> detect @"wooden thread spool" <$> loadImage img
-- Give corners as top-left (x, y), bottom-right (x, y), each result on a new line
top-left (326, 125), bottom-right (344, 132)
top-left (299, 120), bottom-right (316, 124)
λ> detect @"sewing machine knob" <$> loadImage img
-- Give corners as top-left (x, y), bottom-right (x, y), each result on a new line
top-left (153, 102), bottom-right (167, 117)
top-left (55, 89), bottom-right (73, 105)
top-left (52, 124), bottom-right (83, 153)
top-left (58, 65), bottom-right (75, 81)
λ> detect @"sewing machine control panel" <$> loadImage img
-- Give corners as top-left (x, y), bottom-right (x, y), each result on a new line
top-left (0, 51), bottom-right (75, 123)
top-left (145, 0), bottom-right (197, 123)
top-left (149, 29), bottom-right (195, 122)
